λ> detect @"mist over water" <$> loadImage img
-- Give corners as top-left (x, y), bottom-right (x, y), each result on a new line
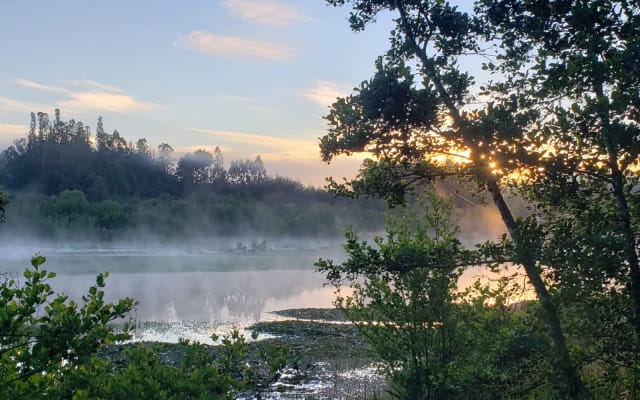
top-left (0, 240), bottom-right (347, 341)
top-left (0, 203), bottom-right (516, 343)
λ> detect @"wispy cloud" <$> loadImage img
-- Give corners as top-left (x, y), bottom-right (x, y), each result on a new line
top-left (14, 79), bottom-right (67, 93)
top-left (303, 80), bottom-right (352, 107)
top-left (0, 124), bottom-right (28, 138)
top-left (222, 0), bottom-right (310, 26)
top-left (176, 31), bottom-right (293, 61)
top-left (190, 128), bottom-right (317, 160)
top-left (9, 79), bottom-right (156, 114)
top-left (60, 91), bottom-right (156, 113)
top-left (0, 96), bottom-right (47, 114)
top-left (72, 79), bottom-right (125, 93)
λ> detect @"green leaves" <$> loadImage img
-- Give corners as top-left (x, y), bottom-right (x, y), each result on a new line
top-left (1, 256), bottom-right (259, 399)
top-left (31, 254), bottom-right (46, 269)
top-left (318, 192), bottom-right (554, 398)
top-left (0, 255), bottom-right (136, 399)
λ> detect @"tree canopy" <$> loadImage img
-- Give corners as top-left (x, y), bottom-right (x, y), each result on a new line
top-left (1, 110), bottom-right (283, 200)
top-left (320, 0), bottom-right (640, 397)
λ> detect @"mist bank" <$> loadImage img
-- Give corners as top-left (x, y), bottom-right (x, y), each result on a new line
top-left (0, 188), bottom-right (388, 244)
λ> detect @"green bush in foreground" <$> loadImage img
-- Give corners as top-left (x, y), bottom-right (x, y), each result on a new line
top-left (0, 256), bottom-right (255, 400)
top-left (0, 255), bottom-right (135, 399)
top-left (317, 195), bottom-right (555, 399)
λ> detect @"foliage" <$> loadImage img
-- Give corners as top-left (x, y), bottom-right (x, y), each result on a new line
top-left (228, 156), bottom-right (267, 185)
top-left (0, 110), bottom-right (387, 239)
top-left (0, 256), bottom-right (259, 400)
top-left (176, 149), bottom-right (215, 186)
top-left (61, 336), bottom-right (255, 400)
top-left (0, 190), bottom-right (8, 222)
top-left (475, 2), bottom-right (640, 393)
top-left (0, 110), bottom-right (286, 200)
top-left (95, 199), bottom-right (129, 230)
top-left (0, 255), bottom-right (135, 399)
top-left (1, 185), bottom-right (385, 241)
top-left (317, 194), bottom-right (556, 399)
top-left (319, 1), bottom-right (640, 396)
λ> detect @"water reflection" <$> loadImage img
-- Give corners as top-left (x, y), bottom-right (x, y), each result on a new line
top-left (1, 248), bottom-right (528, 329)
top-left (0, 247), bottom-right (345, 324)
top-left (46, 269), bottom-right (334, 322)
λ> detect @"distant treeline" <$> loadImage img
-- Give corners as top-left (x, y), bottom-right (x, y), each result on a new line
top-left (0, 110), bottom-right (385, 239)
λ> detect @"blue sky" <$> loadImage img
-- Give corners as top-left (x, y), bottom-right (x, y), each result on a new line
top-left (0, 1), bottom-right (483, 186)
top-left (0, 0), bottom-right (406, 186)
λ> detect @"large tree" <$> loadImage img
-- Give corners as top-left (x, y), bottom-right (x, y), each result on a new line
top-left (176, 149), bottom-right (215, 188)
top-left (475, 0), bottom-right (640, 374)
top-left (319, 0), bottom-right (599, 395)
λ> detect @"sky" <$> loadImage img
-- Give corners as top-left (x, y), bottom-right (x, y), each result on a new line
top-left (0, 0), bottom-right (406, 186)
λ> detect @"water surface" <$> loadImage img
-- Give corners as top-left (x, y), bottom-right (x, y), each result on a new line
top-left (2, 244), bottom-right (345, 342)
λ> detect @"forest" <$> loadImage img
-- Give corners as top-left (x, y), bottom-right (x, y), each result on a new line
top-left (4, 0), bottom-right (640, 399)
top-left (0, 110), bottom-right (385, 241)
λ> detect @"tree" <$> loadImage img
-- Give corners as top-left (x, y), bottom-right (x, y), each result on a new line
top-left (211, 146), bottom-right (227, 184)
top-left (96, 116), bottom-right (109, 152)
top-left (176, 149), bottom-right (215, 190)
top-left (111, 130), bottom-right (128, 153)
top-left (54, 189), bottom-right (90, 218)
top-left (0, 193), bottom-right (6, 222)
top-left (474, 1), bottom-right (640, 391)
top-left (95, 199), bottom-right (128, 230)
top-left (135, 138), bottom-right (151, 157)
top-left (227, 156), bottom-right (268, 185)
top-left (37, 112), bottom-right (49, 142)
top-left (320, 0), bottom-right (584, 395)
top-left (27, 112), bottom-right (37, 150)
top-left (157, 142), bottom-right (175, 174)
top-left (319, 195), bottom-right (469, 399)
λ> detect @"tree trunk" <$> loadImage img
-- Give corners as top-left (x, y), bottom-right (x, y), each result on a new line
top-left (486, 179), bottom-right (586, 397)
top-left (393, 2), bottom-right (586, 395)
top-left (597, 76), bottom-right (640, 396)
top-left (606, 146), bottom-right (640, 398)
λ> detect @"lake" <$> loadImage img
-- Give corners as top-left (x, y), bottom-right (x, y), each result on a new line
top-left (2, 242), bottom-right (347, 343)
top-left (2, 240), bottom-right (525, 398)
top-left (1, 239), bottom-right (526, 344)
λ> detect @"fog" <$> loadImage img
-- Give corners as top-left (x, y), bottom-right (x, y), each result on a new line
top-left (0, 196), bottom-right (517, 342)
top-left (0, 240), bottom-right (346, 328)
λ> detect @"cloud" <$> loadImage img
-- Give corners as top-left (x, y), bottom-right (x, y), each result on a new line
top-left (303, 80), bottom-right (352, 107)
top-left (176, 31), bottom-right (293, 61)
top-left (9, 79), bottom-right (156, 114)
top-left (0, 96), bottom-right (46, 114)
top-left (59, 91), bottom-right (156, 113)
top-left (0, 124), bottom-right (28, 147)
top-left (222, 0), bottom-right (310, 26)
top-left (190, 128), bottom-right (317, 159)
top-left (214, 95), bottom-right (255, 103)
top-left (14, 79), bottom-right (67, 93)
top-left (0, 124), bottom-right (27, 137)
top-left (72, 80), bottom-right (125, 93)
top-left (190, 127), bottom-right (371, 160)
